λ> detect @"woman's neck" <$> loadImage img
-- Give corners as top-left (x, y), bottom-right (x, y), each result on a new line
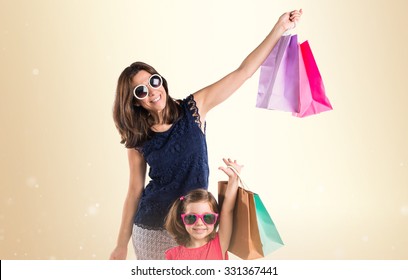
top-left (149, 110), bottom-right (166, 131)
top-left (150, 110), bottom-right (164, 124)
top-left (151, 123), bottom-right (172, 133)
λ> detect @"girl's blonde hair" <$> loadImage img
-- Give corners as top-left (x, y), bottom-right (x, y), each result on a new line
top-left (164, 189), bottom-right (219, 246)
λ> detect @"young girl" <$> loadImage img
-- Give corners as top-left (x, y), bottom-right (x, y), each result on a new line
top-left (164, 158), bottom-right (243, 260)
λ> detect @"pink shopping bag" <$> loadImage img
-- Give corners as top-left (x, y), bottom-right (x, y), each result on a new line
top-left (256, 35), bottom-right (300, 112)
top-left (293, 41), bottom-right (333, 117)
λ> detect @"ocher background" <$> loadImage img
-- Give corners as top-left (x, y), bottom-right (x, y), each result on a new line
top-left (1, 0), bottom-right (407, 259)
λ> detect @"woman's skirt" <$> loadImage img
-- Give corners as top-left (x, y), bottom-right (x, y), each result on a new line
top-left (132, 224), bottom-right (177, 260)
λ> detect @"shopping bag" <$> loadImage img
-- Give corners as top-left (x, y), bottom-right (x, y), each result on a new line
top-left (218, 174), bottom-right (284, 259)
top-left (253, 194), bottom-right (284, 255)
top-left (219, 183), bottom-right (263, 259)
top-left (293, 40), bottom-right (333, 117)
top-left (256, 34), bottom-right (300, 112)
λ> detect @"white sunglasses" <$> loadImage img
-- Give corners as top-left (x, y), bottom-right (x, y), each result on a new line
top-left (133, 74), bottom-right (163, 100)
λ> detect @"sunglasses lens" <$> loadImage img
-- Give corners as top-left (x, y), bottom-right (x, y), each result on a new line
top-left (150, 75), bottom-right (162, 88)
top-left (183, 214), bottom-right (197, 225)
top-left (134, 85), bottom-right (148, 99)
top-left (203, 214), bottom-right (217, 225)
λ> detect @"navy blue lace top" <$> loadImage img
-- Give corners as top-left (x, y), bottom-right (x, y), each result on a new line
top-left (134, 94), bottom-right (209, 230)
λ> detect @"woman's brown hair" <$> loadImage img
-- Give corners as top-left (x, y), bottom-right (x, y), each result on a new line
top-left (113, 62), bottom-right (182, 149)
top-left (164, 189), bottom-right (220, 246)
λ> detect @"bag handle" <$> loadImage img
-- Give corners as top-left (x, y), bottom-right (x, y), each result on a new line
top-left (227, 165), bottom-right (250, 190)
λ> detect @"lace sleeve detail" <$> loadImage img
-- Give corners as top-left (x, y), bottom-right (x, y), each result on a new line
top-left (186, 94), bottom-right (204, 132)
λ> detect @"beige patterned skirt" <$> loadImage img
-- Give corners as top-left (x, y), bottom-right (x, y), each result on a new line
top-left (132, 224), bottom-right (177, 260)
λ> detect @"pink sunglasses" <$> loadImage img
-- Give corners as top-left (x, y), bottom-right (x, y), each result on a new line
top-left (181, 213), bottom-right (218, 226)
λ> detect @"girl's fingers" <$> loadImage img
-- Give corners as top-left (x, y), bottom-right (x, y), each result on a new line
top-left (223, 158), bottom-right (238, 165)
top-left (221, 158), bottom-right (242, 174)
top-left (219, 166), bottom-right (234, 176)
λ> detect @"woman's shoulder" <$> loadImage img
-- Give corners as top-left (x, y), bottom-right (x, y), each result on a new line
top-left (176, 94), bottom-right (194, 105)
top-left (178, 94), bottom-right (203, 130)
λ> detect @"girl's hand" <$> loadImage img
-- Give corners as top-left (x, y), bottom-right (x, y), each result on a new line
top-left (278, 9), bottom-right (303, 31)
top-left (219, 158), bottom-right (243, 179)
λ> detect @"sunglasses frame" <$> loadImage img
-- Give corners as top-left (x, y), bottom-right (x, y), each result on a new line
top-left (181, 212), bottom-right (219, 226)
top-left (133, 74), bottom-right (163, 100)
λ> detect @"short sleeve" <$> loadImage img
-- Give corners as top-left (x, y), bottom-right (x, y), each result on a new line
top-left (185, 94), bottom-right (205, 132)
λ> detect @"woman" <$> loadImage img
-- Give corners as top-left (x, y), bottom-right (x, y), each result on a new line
top-left (110, 9), bottom-right (302, 260)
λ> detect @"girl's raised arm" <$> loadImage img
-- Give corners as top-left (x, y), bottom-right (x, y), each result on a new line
top-left (217, 158), bottom-right (243, 258)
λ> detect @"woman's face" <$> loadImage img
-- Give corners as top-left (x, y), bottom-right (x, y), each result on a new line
top-left (131, 70), bottom-right (167, 115)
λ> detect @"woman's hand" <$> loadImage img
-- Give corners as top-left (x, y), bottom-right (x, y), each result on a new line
top-left (109, 245), bottom-right (127, 260)
top-left (278, 9), bottom-right (303, 31)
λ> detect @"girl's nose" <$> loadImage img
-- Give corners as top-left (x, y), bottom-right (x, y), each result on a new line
top-left (196, 217), bottom-right (205, 226)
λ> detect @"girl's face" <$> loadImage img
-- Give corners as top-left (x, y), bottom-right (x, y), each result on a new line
top-left (131, 70), bottom-right (167, 115)
top-left (184, 201), bottom-right (216, 247)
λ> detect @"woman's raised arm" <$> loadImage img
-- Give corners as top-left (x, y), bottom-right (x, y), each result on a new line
top-left (193, 9), bottom-right (303, 119)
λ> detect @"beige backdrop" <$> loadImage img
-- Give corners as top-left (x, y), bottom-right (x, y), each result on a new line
top-left (1, 0), bottom-right (407, 260)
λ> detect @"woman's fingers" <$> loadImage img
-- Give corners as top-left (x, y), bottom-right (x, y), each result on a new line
top-left (289, 9), bottom-right (302, 21)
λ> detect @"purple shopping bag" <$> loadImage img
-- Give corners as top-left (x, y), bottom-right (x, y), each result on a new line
top-left (292, 41), bottom-right (333, 117)
top-left (256, 35), bottom-right (299, 112)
